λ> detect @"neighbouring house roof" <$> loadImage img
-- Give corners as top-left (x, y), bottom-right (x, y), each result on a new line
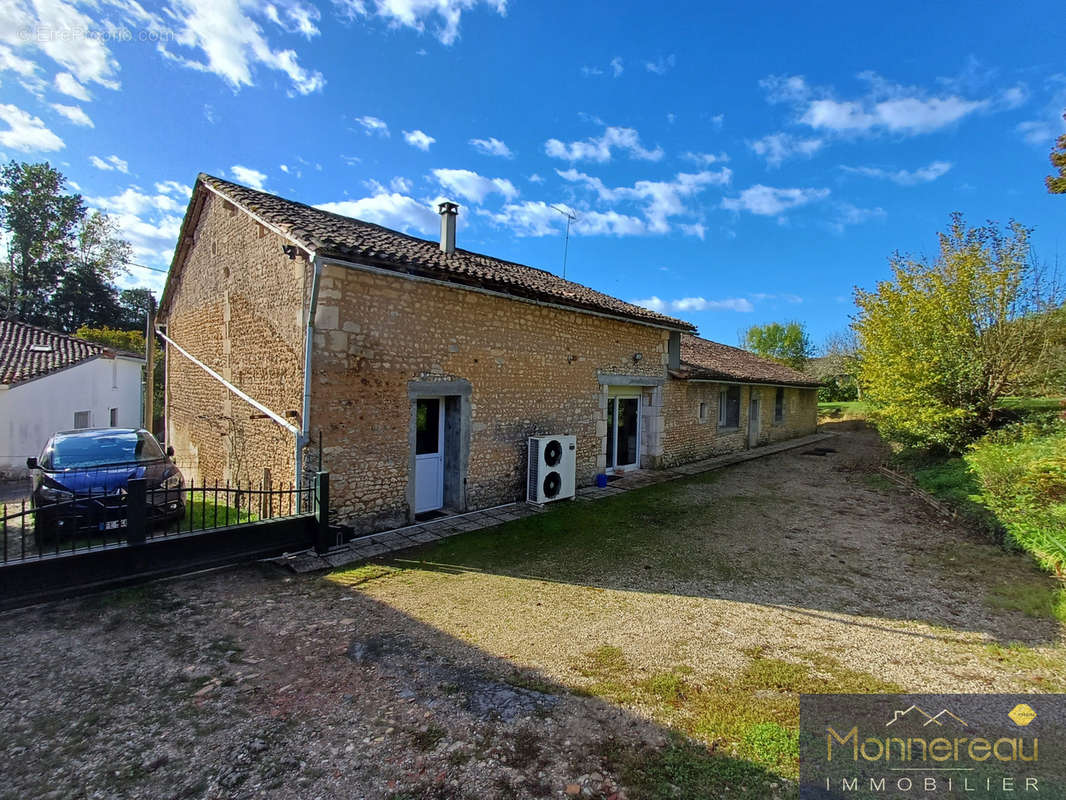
top-left (0, 319), bottom-right (141, 386)
top-left (673, 334), bottom-right (820, 387)
top-left (160, 174), bottom-right (696, 332)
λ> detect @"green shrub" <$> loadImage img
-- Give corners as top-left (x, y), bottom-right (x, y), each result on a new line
top-left (966, 421), bottom-right (1066, 574)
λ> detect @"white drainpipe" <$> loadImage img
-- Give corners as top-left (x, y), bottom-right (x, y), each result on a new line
top-left (298, 254), bottom-right (324, 484)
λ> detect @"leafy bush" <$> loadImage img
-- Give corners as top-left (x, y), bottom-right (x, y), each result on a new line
top-left (817, 376), bottom-right (859, 403)
top-left (966, 420), bottom-right (1066, 574)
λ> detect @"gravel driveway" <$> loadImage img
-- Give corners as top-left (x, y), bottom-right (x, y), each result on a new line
top-left (1, 423), bottom-right (1063, 800)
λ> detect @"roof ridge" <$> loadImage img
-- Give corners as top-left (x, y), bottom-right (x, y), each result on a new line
top-left (195, 173), bottom-right (695, 331)
top-left (201, 173), bottom-right (605, 287)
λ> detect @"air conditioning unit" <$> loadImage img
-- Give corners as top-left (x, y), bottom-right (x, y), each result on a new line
top-left (527, 435), bottom-right (577, 504)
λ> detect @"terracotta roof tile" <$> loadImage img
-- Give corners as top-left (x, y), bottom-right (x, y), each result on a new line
top-left (676, 334), bottom-right (819, 387)
top-left (0, 320), bottom-right (139, 386)
top-left (195, 174), bottom-right (695, 332)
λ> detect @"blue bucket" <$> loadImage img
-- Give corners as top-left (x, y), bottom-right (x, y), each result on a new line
top-left (595, 473), bottom-right (608, 488)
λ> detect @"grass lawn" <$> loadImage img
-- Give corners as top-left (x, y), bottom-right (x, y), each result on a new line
top-left (816, 400), bottom-right (869, 420)
top-left (177, 496), bottom-right (257, 531)
top-left (327, 427), bottom-right (1066, 797)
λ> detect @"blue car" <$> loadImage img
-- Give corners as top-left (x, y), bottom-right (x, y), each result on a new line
top-left (27, 428), bottom-right (186, 547)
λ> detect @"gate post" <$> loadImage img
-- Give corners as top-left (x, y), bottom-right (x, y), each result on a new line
top-left (127, 478), bottom-right (147, 545)
top-left (314, 471), bottom-right (330, 554)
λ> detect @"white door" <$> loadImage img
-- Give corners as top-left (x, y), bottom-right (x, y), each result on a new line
top-left (606, 394), bottom-right (641, 473)
top-left (748, 396), bottom-right (761, 448)
top-left (414, 397), bottom-right (444, 513)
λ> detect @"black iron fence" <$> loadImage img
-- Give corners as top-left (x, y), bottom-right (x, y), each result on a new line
top-left (0, 472), bottom-right (331, 610)
top-left (1, 472), bottom-right (328, 565)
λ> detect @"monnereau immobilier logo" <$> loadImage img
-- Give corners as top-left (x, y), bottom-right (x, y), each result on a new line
top-left (799, 694), bottom-right (1066, 799)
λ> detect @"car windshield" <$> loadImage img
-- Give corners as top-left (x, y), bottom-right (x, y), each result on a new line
top-left (43, 430), bottom-right (165, 469)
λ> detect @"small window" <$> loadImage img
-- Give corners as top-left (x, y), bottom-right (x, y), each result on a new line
top-left (698, 401), bottom-right (708, 423)
top-left (74, 411), bottom-right (91, 429)
top-left (774, 388), bottom-right (785, 423)
top-left (109, 407), bottom-right (119, 427)
top-left (717, 386), bottom-right (740, 428)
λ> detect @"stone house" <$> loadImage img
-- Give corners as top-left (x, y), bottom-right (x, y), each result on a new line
top-left (158, 175), bottom-right (818, 532)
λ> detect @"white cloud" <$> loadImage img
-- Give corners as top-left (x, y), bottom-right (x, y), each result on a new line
top-left (557, 167), bottom-right (730, 234)
top-left (581, 56), bottom-right (623, 78)
top-left (0, 0), bottom-right (120, 89)
top-left (545, 125), bottom-right (663, 163)
top-left (750, 292), bottom-right (804, 303)
top-left (432, 168), bottom-right (517, 203)
top-left (682, 151), bottom-right (729, 166)
top-left (830, 203), bottom-right (886, 233)
top-left (749, 133), bottom-right (823, 167)
top-left (155, 180), bottom-right (192, 198)
top-left (841, 160), bottom-right (952, 186)
top-left (469, 136), bottom-right (513, 158)
top-left (762, 72), bottom-right (996, 137)
top-left (89, 154), bottom-right (130, 173)
top-left (230, 165), bottom-right (267, 189)
top-left (389, 176), bottom-right (412, 193)
top-left (1017, 119), bottom-right (1058, 145)
top-left (53, 71), bottom-right (90, 101)
top-left (480, 201), bottom-right (559, 237)
top-left (1015, 74), bottom-right (1066, 145)
top-left (355, 115), bottom-right (390, 136)
top-left (481, 202), bottom-right (648, 238)
top-left (85, 185), bottom-right (187, 266)
top-left (528, 173), bottom-right (544, 183)
top-left (0, 43), bottom-right (42, 91)
top-left (721, 185), bottom-right (830, 217)
top-left (158, 0), bottom-right (325, 94)
top-left (574, 210), bottom-right (646, 236)
top-left (644, 54), bottom-right (676, 75)
top-left (0, 104), bottom-right (63, 152)
top-left (316, 194), bottom-right (438, 236)
top-left (403, 129), bottom-right (436, 150)
top-left (334, 0), bottom-right (507, 46)
top-left (631, 296), bottom-right (754, 313)
top-left (760, 74), bottom-right (812, 104)
top-left (51, 103), bottom-right (93, 127)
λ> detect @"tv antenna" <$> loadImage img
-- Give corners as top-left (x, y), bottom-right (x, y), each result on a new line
top-left (551, 204), bottom-right (578, 279)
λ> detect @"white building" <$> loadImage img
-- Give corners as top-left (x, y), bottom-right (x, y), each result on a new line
top-left (0, 320), bottom-right (145, 479)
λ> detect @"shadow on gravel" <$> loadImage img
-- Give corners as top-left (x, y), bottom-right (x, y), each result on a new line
top-left (0, 563), bottom-right (792, 800)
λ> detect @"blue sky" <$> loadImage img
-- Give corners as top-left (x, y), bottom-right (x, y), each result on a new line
top-left (0, 0), bottom-right (1063, 346)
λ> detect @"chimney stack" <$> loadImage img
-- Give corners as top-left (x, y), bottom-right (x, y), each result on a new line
top-left (438, 201), bottom-right (458, 254)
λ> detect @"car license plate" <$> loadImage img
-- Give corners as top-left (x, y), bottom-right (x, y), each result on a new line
top-left (100, 519), bottom-right (127, 531)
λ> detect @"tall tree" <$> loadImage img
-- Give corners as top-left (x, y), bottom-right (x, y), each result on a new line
top-left (740, 320), bottom-right (813, 369)
top-left (0, 161), bottom-right (85, 323)
top-left (50, 212), bottom-right (131, 331)
top-left (1048, 113), bottom-right (1066, 194)
top-left (854, 214), bottom-right (1061, 452)
top-left (116, 288), bottom-right (157, 330)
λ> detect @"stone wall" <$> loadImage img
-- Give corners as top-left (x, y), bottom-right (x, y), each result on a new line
top-left (660, 380), bottom-right (818, 467)
top-left (309, 262), bottom-right (668, 530)
top-left (163, 194), bottom-right (309, 489)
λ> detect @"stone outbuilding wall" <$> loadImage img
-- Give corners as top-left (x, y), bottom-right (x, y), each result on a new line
top-left (660, 380), bottom-right (818, 468)
top-left (161, 195), bottom-right (819, 536)
top-left (310, 262), bottom-right (669, 531)
top-left (163, 193), bottom-right (309, 489)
